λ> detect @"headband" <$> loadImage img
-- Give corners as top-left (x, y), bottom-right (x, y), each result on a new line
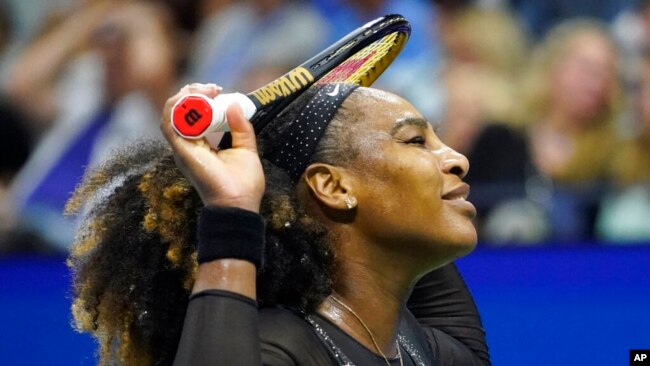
top-left (265, 83), bottom-right (359, 181)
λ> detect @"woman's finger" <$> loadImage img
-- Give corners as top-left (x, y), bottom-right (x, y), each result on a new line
top-left (227, 103), bottom-right (258, 153)
top-left (160, 83), bottom-right (221, 154)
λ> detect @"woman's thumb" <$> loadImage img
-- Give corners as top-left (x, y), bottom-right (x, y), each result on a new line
top-left (226, 103), bottom-right (257, 152)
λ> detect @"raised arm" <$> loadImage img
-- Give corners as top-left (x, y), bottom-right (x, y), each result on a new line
top-left (160, 84), bottom-right (266, 365)
top-left (5, 1), bottom-right (112, 124)
top-left (173, 207), bottom-right (265, 366)
top-left (407, 263), bottom-right (491, 365)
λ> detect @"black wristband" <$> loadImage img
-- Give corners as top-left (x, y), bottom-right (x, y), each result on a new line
top-left (197, 206), bottom-right (266, 268)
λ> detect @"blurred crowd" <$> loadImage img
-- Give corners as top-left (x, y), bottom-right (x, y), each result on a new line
top-left (0, 0), bottom-right (649, 255)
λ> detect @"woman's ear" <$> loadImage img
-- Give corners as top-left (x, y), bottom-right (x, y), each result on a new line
top-left (303, 163), bottom-right (355, 211)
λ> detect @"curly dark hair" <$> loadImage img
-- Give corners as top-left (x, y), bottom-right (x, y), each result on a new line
top-left (66, 86), bottom-right (362, 365)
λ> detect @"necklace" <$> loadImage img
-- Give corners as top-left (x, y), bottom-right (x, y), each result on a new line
top-left (329, 296), bottom-right (403, 366)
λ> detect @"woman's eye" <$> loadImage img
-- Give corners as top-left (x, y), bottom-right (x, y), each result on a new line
top-left (406, 136), bottom-right (426, 145)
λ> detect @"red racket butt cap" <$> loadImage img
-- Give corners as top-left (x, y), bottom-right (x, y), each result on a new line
top-left (172, 95), bottom-right (214, 138)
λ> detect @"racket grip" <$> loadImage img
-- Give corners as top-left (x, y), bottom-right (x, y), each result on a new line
top-left (171, 93), bottom-right (257, 139)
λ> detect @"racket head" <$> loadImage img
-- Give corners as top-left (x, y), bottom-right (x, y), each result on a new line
top-left (247, 14), bottom-right (411, 128)
top-left (213, 14), bottom-right (410, 148)
top-left (315, 29), bottom-right (408, 86)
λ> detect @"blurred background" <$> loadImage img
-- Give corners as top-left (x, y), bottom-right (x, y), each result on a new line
top-left (0, 0), bottom-right (648, 365)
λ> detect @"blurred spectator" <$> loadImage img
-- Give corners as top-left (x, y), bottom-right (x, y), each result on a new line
top-left (520, 19), bottom-right (623, 241)
top-left (5, 1), bottom-right (116, 134)
top-left (524, 20), bottom-right (621, 184)
top-left (188, 0), bottom-right (327, 91)
top-left (6, 1), bottom-right (181, 250)
top-left (596, 50), bottom-right (650, 242)
top-left (437, 7), bottom-right (529, 154)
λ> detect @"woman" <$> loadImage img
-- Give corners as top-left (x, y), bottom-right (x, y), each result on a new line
top-left (67, 82), bottom-right (490, 365)
top-left (522, 19), bottom-right (621, 184)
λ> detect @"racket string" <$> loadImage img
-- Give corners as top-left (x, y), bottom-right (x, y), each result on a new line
top-left (317, 32), bottom-right (408, 86)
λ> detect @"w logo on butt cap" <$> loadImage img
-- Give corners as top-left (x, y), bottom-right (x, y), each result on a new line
top-left (185, 109), bottom-right (203, 126)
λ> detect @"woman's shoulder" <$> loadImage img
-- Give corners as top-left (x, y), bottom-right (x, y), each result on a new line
top-left (259, 307), bottom-right (335, 365)
top-left (259, 306), bottom-right (312, 335)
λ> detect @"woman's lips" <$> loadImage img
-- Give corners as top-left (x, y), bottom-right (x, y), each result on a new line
top-left (442, 183), bottom-right (477, 218)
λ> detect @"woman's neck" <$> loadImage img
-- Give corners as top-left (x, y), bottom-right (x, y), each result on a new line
top-left (318, 257), bottom-right (416, 358)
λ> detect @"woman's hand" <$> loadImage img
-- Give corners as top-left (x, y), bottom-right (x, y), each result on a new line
top-left (160, 83), bottom-right (265, 213)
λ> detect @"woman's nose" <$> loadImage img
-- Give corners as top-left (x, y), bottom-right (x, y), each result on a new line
top-left (440, 146), bottom-right (470, 179)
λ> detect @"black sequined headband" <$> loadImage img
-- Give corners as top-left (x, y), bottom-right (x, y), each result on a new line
top-left (266, 83), bottom-right (359, 181)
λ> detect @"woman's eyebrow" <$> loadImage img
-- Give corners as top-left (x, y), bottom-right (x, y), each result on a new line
top-left (390, 117), bottom-right (429, 135)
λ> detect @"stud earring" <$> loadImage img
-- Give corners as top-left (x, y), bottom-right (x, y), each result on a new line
top-left (344, 197), bottom-right (356, 210)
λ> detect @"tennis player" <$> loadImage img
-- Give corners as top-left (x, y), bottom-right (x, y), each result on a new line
top-left (67, 81), bottom-right (490, 365)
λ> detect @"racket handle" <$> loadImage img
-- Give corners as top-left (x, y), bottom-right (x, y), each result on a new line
top-left (171, 93), bottom-right (257, 139)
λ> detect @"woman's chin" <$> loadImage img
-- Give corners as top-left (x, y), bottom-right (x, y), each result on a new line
top-left (445, 226), bottom-right (479, 259)
top-left (421, 227), bottom-right (478, 266)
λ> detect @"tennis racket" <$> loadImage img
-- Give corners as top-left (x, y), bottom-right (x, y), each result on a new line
top-left (171, 14), bottom-right (410, 144)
